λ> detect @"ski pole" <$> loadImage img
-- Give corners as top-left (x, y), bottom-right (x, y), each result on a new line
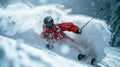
top-left (81, 8), bottom-right (104, 30)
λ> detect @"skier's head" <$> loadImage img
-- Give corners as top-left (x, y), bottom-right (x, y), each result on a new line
top-left (44, 16), bottom-right (54, 29)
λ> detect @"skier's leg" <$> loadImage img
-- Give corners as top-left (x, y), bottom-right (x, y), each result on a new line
top-left (66, 37), bottom-right (87, 60)
top-left (46, 43), bottom-right (54, 49)
top-left (46, 40), bottom-right (54, 49)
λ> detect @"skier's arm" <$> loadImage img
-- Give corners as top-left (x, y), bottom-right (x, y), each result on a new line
top-left (41, 32), bottom-right (46, 38)
top-left (58, 22), bottom-right (82, 34)
top-left (41, 25), bottom-right (47, 38)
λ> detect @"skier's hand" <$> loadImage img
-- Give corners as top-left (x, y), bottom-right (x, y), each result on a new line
top-left (76, 28), bottom-right (82, 34)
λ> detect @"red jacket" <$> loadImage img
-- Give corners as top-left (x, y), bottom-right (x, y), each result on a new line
top-left (41, 22), bottom-right (79, 42)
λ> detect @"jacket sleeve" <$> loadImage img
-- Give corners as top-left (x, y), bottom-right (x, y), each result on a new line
top-left (58, 22), bottom-right (79, 33)
top-left (41, 32), bottom-right (46, 38)
top-left (41, 25), bottom-right (47, 39)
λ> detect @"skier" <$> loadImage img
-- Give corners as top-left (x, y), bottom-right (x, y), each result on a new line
top-left (41, 16), bottom-right (82, 43)
top-left (41, 16), bottom-right (85, 60)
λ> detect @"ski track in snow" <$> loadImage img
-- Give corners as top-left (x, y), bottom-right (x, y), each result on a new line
top-left (0, 3), bottom-right (111, 66)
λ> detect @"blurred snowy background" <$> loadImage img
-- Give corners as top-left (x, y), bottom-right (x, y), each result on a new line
top-left (0, 0), bottom-right (111, 19)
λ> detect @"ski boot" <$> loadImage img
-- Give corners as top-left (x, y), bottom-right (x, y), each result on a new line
top-left (91, 58), bottom-right (96, 65)
top-left (46, 44), bottom-right (54, 49)
top-left (78, 54), bottom-right (86, 60)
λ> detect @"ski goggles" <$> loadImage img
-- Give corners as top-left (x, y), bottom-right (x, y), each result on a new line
top-left (46, 23), bottom-right (53, 29)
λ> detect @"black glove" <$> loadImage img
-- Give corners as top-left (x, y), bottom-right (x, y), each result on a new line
top-left (76, 28), bottom-right (82, 34)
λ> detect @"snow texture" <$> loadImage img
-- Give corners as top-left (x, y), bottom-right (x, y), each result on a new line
top-left (98, 47), bottom-right (120, 67)
top-left (0, 3), bottom-right (112, 66)
top-left (0, 35), bottom-right (89, 67)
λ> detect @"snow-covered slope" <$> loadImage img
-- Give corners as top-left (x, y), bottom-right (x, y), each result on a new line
top-left (98, 47), bottom-right (120, 67)
top-left (0, 35), bottom-right (90, 67)
top-left (0, 3), bottom-right (112, 66)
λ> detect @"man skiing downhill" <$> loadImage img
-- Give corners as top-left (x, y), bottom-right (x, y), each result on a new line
top-left (41, 16), bottom-right (85, 60)
top-left (41, 16), bottom-right (82, 43)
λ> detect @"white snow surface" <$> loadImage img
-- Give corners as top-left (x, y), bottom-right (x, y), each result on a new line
top-left (0, 35), bottom-right (90, 67)
top-left (0, 3), bottom-right (112, 67)
top-left (99, 47), bottom-right (120, 67)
